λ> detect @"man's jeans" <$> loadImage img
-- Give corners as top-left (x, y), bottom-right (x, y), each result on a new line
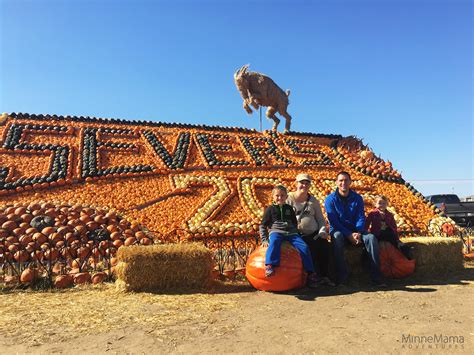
top-left (332, 231), bottom-right (381, 283)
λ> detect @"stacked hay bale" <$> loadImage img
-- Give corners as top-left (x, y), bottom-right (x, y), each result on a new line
top-left (343, 237), bottom-right (463, 278)
top-left (115, 243), bottom-right (213, 292)
top-left (404, 237), bottom-right (463, 275)
top-left (344, 245), bottom-right (366, 275)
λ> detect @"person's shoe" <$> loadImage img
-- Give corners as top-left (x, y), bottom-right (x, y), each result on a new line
top-left (337, 276), bottom-right (349, 287)
top-left (265, 265), bottom-right (275, 277)
top-left (319, 276), bottom-right (336, 287)
top-left (307, 280), bottom-right (319, 288)
top-left (307, 273), bottom-right (319, 288)
top-left (372, 280), bottom-right (388, 288)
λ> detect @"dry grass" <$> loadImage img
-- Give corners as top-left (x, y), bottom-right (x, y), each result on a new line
top-left (0, 282), bottom-right (244, 347)
top-left (1, 264), bottom-right (472, 350)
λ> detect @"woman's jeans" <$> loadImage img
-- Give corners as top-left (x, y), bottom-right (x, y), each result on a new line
top-left (266, 232), bottom-right (315, 273)
top-left (302, 234), bottom-right (333, 279)
top-left (332, 231), bottom-right (381, 283)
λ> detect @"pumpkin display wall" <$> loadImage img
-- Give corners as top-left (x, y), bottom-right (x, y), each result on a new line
top-left (0, 112), bottom-right (457, 246)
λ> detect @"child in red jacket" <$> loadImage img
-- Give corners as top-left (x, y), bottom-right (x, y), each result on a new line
top-left (365, 195), bottom-right (412, 259)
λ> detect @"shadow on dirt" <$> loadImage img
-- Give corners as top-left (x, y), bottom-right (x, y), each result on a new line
top-left (289, 263), bottom-right (474, 301)
top-left (202, 261), bottom-right (474, 298)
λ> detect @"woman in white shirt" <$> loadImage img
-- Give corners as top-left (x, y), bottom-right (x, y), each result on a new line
top-left (287, 173), bottom-right (335, 286)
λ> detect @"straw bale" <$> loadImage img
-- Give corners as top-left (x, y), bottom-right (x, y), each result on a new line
top-left (344, 245), bottom-right (366, 275)
top-left (403, 237), bottom-right (463, 276)
top-left (116, 243), bottom-right (213, 292)
top-left (342, 237), bottom-right (463, 277)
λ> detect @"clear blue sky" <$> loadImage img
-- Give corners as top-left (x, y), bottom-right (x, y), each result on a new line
top-left (1, 0), bottom-right (472, 197)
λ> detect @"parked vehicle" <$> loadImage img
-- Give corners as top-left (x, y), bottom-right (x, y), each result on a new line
top-left (426, 194), bottom-right (474, 227)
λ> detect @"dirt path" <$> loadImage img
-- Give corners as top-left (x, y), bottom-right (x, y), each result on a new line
top-left (1, 271), bottom-right (473, 354)
top-left (173, 281), bottom-right (473, 354)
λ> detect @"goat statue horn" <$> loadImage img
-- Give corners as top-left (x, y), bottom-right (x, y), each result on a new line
top-left (235, 64), bottom-right (249, 78)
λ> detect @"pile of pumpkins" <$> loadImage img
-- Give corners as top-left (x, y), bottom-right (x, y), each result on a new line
top-left (0, 201), bottom-right (157, 288)
top-left (0, 113), bottom-right (454, 244)
top-left (335, 138), bottom-right (403, 182)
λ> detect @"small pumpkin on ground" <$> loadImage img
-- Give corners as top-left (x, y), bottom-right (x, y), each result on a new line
top-left (54, 274), bottom-right (74, 288)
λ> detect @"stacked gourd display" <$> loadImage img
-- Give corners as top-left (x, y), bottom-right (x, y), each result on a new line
top-left (0, 112), bottom-right (459, 286)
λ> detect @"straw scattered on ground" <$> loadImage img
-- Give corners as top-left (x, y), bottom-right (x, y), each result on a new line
top-left (0, 282), bottom-right (245, 347)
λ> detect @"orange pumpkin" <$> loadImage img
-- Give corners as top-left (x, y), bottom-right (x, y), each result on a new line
top-left (441, 222), bottom-right (455, 236)
top-left (20, 268), bottom-right (38, 283)
top-left (223, 269), bottom-right (236, 280)
top-left (4, 275), bottom-right (19, 286)
top-left (91, 271), bottom-right (108, 284)
top-left (379, 242), bottom-right (415, 279)
top-left (464, 252), bottom-right (474, 261)
top-left (245, 242), bottom-right (306, 291)
top-left (14, 250), bottom-right (30, 263)
top-left (54, 274), bottom-right (74, 288)
top-left (74, 272), bottom-right (91, 285)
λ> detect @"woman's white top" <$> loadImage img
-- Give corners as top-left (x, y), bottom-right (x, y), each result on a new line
top-left (287, 192), bottom-right (328, 237)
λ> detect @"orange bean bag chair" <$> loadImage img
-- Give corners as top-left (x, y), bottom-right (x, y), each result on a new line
top-left (379, 242), bottom-right (415, 278)
top-left (245, 242), bottom-right (307, 291)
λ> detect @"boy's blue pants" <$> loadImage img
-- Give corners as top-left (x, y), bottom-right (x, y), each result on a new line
top-left (265, 232), bottom-right (315, 273)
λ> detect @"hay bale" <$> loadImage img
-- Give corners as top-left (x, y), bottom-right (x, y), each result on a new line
top-left (344, 245), bottom-right (365, 275)
top-left (341, 237), bottom-right (463, 278)
top-left (403, 237), bottom-right (463, 276)
top-left (115, 243), bottom-right (213, 292)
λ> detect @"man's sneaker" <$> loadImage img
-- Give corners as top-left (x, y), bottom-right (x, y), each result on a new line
top-left (265, 265), bottom-right (275, 277)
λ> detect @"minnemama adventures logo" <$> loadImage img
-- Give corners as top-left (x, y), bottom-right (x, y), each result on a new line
top-left (401, 333), bottom-right (465, 350)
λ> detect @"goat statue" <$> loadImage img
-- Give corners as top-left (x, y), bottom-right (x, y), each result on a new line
top-left (234, 64), bottom-right (292, 133)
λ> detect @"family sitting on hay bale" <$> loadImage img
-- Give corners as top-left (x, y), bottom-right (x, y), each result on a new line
top-left (115, 171), bottom-right (463, 293)
top-left (256, 171), bottom-right (415, 291)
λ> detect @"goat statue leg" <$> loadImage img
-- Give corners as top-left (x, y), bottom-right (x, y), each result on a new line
top-left (249, 96), bottom-right (260, 110)
top-left (243, 100), bottom-right (253, 114)
top-left (249, 91), bottom-right (263, 110)
top-left (266, 106), bottom-right (280, 131)
top-left (280, 111), bottom-right (292, 134)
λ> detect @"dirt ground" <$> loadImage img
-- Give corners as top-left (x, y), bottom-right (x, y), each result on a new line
top-left (1, 265), bottom-right (473, 354)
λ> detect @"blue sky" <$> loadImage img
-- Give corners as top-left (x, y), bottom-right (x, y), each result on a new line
top-left (1, 0), bottom-right (472, 197)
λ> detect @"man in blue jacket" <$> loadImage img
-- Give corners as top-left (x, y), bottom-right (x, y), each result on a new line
top-left (325, 171), bottom-right (386, 287)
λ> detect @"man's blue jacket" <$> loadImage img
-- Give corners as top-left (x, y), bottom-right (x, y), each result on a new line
top-left (324, 189), bottom-right (366, 237)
